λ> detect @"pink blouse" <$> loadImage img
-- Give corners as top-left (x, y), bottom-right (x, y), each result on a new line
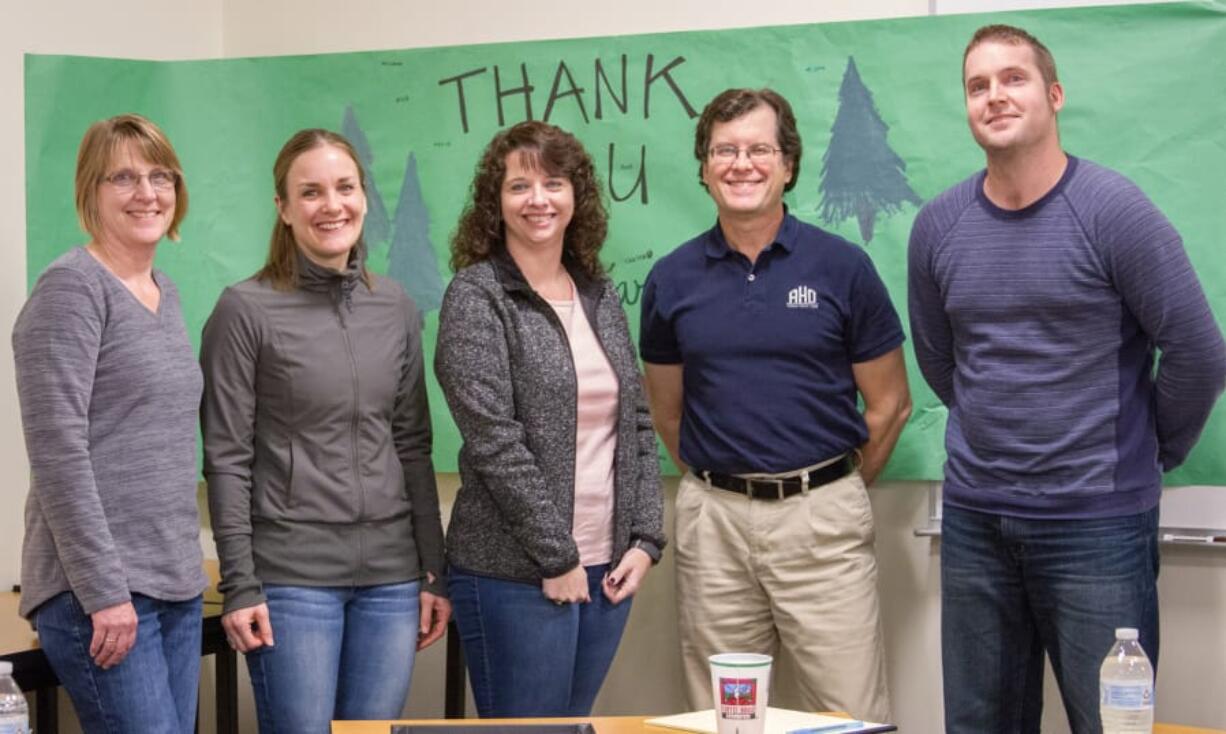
top-left (547, 288), bottom-right (618, 567)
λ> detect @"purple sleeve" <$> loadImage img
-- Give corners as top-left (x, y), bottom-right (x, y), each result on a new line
top-left (1096, 183), bottom-right (1226, 470)
top-left (907, 206), bottom-right (957, 406)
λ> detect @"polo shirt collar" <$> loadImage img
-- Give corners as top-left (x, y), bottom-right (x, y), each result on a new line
top-left (703, 206), bottom-right (800, 259)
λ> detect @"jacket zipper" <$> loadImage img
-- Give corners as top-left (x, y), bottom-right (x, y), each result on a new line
top-left (337, 302), bottom-right (366, 584)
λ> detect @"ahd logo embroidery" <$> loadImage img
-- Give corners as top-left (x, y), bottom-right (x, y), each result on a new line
top-left (786, 285), bottom-right (820, 309)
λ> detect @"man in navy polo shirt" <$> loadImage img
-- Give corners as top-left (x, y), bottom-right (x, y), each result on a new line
top-left (909, 25), bottom-right (1226, 733)
top-left (640, 88), bottom-right (910, 722)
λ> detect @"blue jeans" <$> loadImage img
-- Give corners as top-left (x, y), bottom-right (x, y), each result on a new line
top-left (449, 565), bottom-right (632, 717)
top-left (35, 592), bottom-right (202, 734)
top-left (941, 504), bottom-right (1160, 734)
top-left (245, 581), bottom-right (420, 734)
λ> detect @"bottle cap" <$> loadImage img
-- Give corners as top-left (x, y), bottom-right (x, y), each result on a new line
top-left (1115, 627), bottom-right (1139, 640)
top-left (0, 661), bottom-right (10, 674)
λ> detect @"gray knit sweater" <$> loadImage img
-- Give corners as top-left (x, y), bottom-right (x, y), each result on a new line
top-left (14, 247), bottom-right (207, 620)
top-left (435, 251), bottom-right (665, 582)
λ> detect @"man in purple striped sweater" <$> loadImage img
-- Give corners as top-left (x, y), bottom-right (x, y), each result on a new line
top-left (907, 24), bottom-right (1226, 734)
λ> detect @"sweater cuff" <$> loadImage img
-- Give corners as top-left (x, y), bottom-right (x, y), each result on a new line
top-left (220, 583), bottom-right (266, 615)
top-left (630, 538), bottom-right (663, 565)
top-left (420, 568), bottom-right (447, 597)
top-left (539, 547), bottom-right (582, 579)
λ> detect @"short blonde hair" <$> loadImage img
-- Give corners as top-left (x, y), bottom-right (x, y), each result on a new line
top-left (75, 113), bottom-right (189, 242)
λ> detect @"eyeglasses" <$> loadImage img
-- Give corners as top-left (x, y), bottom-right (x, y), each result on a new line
top-left (103, 169), bottom-right (178, 192)
top-left (708, 144), bottom-right (782, 164)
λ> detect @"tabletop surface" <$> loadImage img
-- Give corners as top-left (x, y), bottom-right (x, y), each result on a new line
top-left (0, 591), bottom-right (39, 655)
top-left (330, 716), bottom-right (1225, 734)
top-left (332, 717), bottom-right (666, 734)
top-left (2, 562), bottom-right (224, 658)
top-left (7, 596), bottom-right (1222, 734)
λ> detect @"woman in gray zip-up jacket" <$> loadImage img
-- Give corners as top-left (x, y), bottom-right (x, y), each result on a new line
top-left (200, 129), bottom-right (448, 734)
top-left (436, 121), bottom-right (665, 718)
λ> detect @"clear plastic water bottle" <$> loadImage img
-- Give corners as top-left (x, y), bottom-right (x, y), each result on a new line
top-left (1099, 627), bottom-right (1154, 734)
top-left (0, 661), bottom-right (29, 734)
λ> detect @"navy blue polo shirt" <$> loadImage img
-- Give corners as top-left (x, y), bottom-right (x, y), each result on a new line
top-left (640, 213), bottom-right (904, 474)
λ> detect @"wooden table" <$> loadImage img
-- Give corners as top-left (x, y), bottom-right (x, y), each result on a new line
top-left (332, 716), bottom-right (1226, 734)
top-left (333, 716), bottom-right (669, 734)
top-left (0, 590), bottom-right (238, 734)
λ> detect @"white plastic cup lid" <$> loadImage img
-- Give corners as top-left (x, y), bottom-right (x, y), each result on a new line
top-left (709, 653), bottom-right (773, 668)
top-left (1115, 627), bottom-right (1139, 640)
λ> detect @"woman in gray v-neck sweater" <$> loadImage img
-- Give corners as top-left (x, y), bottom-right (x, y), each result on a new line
top-left (13, 114), bottom-right (206, 734)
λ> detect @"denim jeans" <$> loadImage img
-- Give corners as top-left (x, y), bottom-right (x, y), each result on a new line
top-left (35, 592), bottom-right (202, 734)
top-left (245, 581), bottom-right (420, 734)
top-left (449, 565), bottom-right (632, 717)
top-left (941, 504), bottom-right (1160, 734)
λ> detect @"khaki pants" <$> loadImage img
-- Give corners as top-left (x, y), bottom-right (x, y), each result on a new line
top-left (674, 470), bottom-right (891, 722)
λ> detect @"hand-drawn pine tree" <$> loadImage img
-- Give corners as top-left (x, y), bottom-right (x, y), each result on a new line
top-left (387, 153), bottom-right (445, 316)
top-left (819, 56), bottom-right (921, 243)
top-left (342, 106), bottom-right (390, 246)
top-left (341, 107), bottom-right (444, 317)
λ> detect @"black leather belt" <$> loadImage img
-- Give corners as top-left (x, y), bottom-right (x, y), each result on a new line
top-left (696, 456), bottom-right (854, 500)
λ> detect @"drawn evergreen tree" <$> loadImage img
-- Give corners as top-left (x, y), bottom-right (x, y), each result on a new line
top-left (819, 57), bottom-right (921, 243)
top-left (340, 107), bottom-right (444, 317)
top-left (341, 106), bottom-right (390, 246)
top-left (387, 153), bottom-right (445, 316)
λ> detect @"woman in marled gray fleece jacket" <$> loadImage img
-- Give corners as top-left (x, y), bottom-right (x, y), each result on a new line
top-left (436, 121), bottom-right (665, 718)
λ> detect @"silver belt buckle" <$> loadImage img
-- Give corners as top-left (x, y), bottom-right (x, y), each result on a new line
top-left (749, 477), bottom-right (786, 499)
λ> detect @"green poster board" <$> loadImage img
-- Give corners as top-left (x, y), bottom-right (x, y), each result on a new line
top-left (23, 1), bottom-right (1226, 481)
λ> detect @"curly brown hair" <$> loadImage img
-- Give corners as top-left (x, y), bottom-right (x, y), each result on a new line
top-left (451, 121), bottom-right (607, 280)
top-left (693, 88), bottom-right (802, 193)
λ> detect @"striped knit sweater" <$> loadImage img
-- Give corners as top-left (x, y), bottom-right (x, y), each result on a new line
top-left (908, 156), bottom-right (1226, 519)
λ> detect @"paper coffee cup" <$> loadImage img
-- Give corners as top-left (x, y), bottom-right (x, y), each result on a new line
top-left (709, 653), bottom-right (772, 734)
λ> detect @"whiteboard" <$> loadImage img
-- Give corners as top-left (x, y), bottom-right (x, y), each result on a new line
top-left (917, 484), bottom-right (1226, 547)
top-left (1158, 485), bottom-right (1226, 536)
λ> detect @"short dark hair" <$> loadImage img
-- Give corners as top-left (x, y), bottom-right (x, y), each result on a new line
top-left (693, 88), bottom-right (802, 192)
top-left (451, 121), bottom-right (607, 280)
top-left (964, 24), bottom-right (1059, 88)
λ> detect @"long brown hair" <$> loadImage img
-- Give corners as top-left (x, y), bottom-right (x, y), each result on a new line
top-left (451, 121), bottom-right (607, 280)
top-left (257, 129), bottom-right (372, 290)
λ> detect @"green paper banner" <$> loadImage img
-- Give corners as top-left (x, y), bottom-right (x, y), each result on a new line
top-left (24, 1), bottom-right (1226, 481)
